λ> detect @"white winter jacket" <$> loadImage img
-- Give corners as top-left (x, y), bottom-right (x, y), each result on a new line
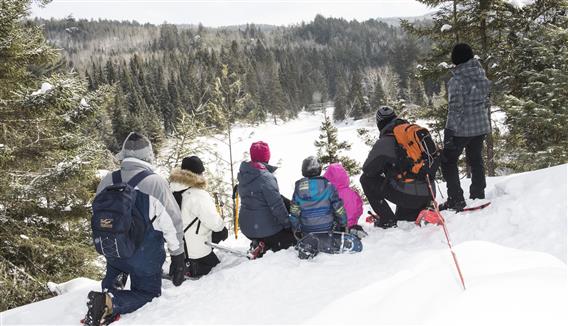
top-left (169, 168), bottom-right (225, 259)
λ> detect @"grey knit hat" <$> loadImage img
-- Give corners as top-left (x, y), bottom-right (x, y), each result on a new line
top-left (116, 132), bottom-right (155, 164)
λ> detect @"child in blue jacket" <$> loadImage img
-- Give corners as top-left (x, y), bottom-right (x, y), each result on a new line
top-left (289, 156), bottom-right (347, 233)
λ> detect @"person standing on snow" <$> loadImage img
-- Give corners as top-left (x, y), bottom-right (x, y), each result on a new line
top-left (289, 157), bottom-right (348, 234)
top-left (84, 132), bottom-right (186, 326)
top-left (170, 156), bottom-right (228, 278)
top-left (440, 43), bottom-right (491, 211)
top-left (360, 106), bottom-right (437, 228)
top-left (322, 162), bottom-right (366, 237)
top-left (237, 141), bottom-right (296, 254)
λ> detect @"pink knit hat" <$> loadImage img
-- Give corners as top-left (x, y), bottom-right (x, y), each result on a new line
top-left (250, 141), bottom-right (270, 163)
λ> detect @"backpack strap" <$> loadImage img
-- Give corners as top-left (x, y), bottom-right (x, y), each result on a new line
top-left (111, 170), bottom-right (122, 184)
top-left (127, 170), bottom-right (153, 188)
top-left (182, 217), bottom-right (200, 259)
top-left (184, 217), bottom-right (199, 233)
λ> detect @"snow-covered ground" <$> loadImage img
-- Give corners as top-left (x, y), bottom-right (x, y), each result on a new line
top-left (1, 109), bottom-right (567, 325)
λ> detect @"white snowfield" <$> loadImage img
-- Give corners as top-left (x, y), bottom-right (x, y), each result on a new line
top-left (1, 110), bottom-right (567, 325)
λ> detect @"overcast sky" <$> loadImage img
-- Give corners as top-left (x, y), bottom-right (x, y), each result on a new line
top-left (31, 0), bottom-right (433, 27)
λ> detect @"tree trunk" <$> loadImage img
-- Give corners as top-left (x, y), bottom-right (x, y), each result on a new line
top-left (479, 0), bottom-right (496, 176)
top-left (453, 0), bottom-right (460, 43)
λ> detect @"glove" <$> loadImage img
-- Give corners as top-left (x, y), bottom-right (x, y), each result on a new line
top-left (211, 227), bottom-right (228, 244)
top-left (168, 253), bottom-right (186, 286)
top-left (443, 128), bottom-right (456, 151)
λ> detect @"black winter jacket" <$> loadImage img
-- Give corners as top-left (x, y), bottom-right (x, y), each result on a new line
top-left (360, 119), bottom-right (431, 199)
top-left (237, 161), bottom-right (290, 239)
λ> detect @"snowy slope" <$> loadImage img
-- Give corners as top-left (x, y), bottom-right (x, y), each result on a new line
top-left (2, 110), bottom-right (567, 325)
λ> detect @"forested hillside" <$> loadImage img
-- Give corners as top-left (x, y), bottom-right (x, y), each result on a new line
top-left (1, 0), bottom-right (566, 312)
top-left (36, 15), bottom-right (433, 152)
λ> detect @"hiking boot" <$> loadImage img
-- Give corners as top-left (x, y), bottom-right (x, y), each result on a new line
top-left (439, 198), bottom-right (466, 212)
top-left (348, 225), bottom-right (368, 239)
top-left (247, 240), bottom-right (266, 259)
top-left (469, 191), bottom-right (485, 200)
top-left (83, 291), bottom-right (114, 326)
top-left (374, 217), bottom-right (397, 229)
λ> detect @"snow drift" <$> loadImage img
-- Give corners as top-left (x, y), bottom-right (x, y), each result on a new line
top-left (1, 111), bottom-right (566, 325)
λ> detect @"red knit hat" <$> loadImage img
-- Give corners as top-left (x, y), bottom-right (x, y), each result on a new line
top-left (250, 141), bottom-right (270, 163)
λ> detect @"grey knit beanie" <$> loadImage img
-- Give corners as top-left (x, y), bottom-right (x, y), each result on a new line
top-left (116, 132), bottom-right (155, 164)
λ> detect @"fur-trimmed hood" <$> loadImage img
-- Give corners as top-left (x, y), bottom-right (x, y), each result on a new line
top-left (169, 168), bottom-right (207, 190)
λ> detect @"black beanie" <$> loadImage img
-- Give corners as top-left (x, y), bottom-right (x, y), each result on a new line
top-left (451, 43), bottom-right (474, 65)
top-left (376, 106), bottom-right (397, 131)
top-left (181, 156), bottom-right (205, 175)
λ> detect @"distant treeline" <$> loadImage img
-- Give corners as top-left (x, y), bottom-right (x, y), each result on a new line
top-left (37, 15), bottom-right (433, 150)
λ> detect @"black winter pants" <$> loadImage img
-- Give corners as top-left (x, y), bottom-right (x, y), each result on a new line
top-left (187, 251), bottom-right (220, 277)
top-left (441, 135), bottom-right (486, 200)
top-left (251, 228), bottom-right (297, 253)
top-left (360, 174), bottom-right (431, 223)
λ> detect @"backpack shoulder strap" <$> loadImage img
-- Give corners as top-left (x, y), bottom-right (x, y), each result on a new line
top-left (111, 170), bottom-right (122, 184)
top-left (127, 170), bottom-right (154, 188)
top-left (184, 217), bottom-right (199, 233)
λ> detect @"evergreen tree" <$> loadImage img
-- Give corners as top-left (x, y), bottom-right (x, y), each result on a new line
top-left (0, 0), bottom-right (111, 310)
top-left (333, 81), bottom-right (348, 121)
top-left (348, 71), bottom-right (368, 120)
top-left (370, 76), bottom-right (386, 110)
top-left (205, 64), bottom-right (250, 228)
top-left (497, 1), bottom-right (568, 171)
top-left (314, 115), bottom-right (361, 174)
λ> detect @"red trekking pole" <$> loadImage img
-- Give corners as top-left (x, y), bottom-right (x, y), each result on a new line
top-left (426, 174), bottom-right (466, 290)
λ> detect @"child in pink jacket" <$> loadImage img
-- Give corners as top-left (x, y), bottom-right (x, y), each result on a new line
top-left (323, 163), bottom-right (367, 237)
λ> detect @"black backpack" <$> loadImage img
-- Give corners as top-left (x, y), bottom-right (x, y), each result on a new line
top-left (91, 170), bottom-right (152, 258)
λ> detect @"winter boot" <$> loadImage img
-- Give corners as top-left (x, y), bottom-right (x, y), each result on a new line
top-left (374, 217), bottom-right (397, 229)
top-left (439, 197), bottom-right (466, 212)
top-left (83, 291), bottom-right (117, 326)
top-left (348, 225), bottom-right (368, 239)
top-left (247, 240), bottom-right (266, 259)
top-left (469, 190), bottom-right (485, 200)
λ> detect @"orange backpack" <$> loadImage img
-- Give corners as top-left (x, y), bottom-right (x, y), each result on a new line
top-left (392, 123), bottom-right (440, 182)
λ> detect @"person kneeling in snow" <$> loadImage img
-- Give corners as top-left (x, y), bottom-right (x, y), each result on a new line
top-left (237, 141), bottom-right (297, 256)
top-left (85, 132), bottom-right (186, 326)
top-left (289, 157), bottom-right (348, 235)
top-left (170, 156), bottom-right (228, 278)
top-left (360, 107), bottom-right (437, 228)
top-left (323, 163), bottom-right (367, 238)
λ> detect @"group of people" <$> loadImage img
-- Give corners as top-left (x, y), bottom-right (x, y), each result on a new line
top-left (236, 141), bottom-right (367, 256)
top-left (83, 43), bottom-right (490, 326)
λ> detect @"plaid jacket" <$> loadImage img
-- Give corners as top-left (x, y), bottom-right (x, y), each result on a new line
top-left (446, 59), bottom-right (491, 137)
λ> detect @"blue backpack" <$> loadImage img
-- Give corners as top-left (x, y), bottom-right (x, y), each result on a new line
top-left (91, 170), bottom-right (153, 259)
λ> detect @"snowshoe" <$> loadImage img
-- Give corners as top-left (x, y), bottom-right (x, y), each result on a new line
top-left (296, 231), bottom-right (362, 259)
top-left (461, 202), bottom-right (491, 212)
top-left (415, 208), bottom-right (443, 226)
top-left (83, 291), bottom-right (116, 326)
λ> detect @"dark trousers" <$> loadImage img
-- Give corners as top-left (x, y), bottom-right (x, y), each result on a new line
top-left (251, 228), bottom-right (297, 252)
top-left (361, 174), bottom-right (431, 222)
top-left (101, 232), bottom-right (165, 314)
top-left (187, 251), bottom-right (220, 277)
top-left (441, 135), bottom-right (486, 200)
top-left (102, 263), bottom-right (162, 315)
